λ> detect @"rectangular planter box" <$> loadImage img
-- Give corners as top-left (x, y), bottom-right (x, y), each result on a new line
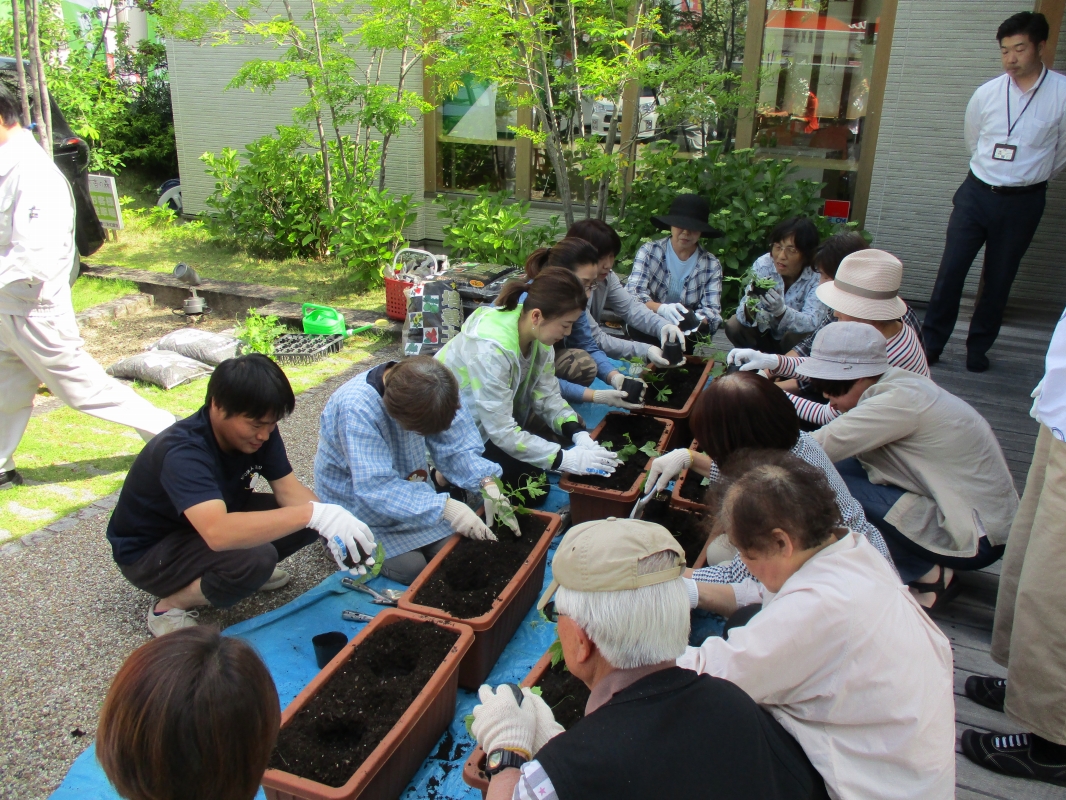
top-left (670, 439), bottom-right (707, 513)
top-left (559, 413), bottom-right (674, 524)
top-left (262, 608), bottom-right (475, 800)
top-left (634, 356), bottom-right (715, 451)
top-left (398, 510), bottom-right (562, 690)
top-left (462, 647), bottom-right (559, 798)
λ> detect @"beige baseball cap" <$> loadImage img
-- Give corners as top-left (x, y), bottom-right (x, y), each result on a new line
top-left (537, 518), bottom-right (685, 611)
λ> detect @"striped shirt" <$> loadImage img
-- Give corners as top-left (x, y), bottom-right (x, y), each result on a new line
top-left (692, 433), bottom-right (892, 595)
top-left (793, 304), bottom-right (926, 358)
top-left (777, 322), bottom-right (930, 427)
top-left (515, 759), bottom-right (558, 800)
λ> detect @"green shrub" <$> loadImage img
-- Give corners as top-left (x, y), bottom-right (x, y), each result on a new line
top-left (235, 310), bottom-right (287, 356)
top-left (436, 189), bottom-right (562, 266)
top-left (614, 142), bottom-right (868, 314)
top-left (201, 128), bottom-right (414, 284)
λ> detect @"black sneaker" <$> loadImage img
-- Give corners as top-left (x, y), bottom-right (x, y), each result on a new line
top-left (962, 730), bottom-right (1066, 786)
top-left (0, 470), bottom-right (24, 490)
top-left (965, 675), bottom-right (1006, 712)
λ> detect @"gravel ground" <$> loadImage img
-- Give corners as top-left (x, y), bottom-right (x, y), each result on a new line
top-left (0, 345), bottom-right (399, 800)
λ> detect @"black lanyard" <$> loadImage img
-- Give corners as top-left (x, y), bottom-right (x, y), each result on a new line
top-left (1007, 67), bottom-right (1049, 137)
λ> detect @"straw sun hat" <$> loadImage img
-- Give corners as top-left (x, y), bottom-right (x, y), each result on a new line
top-left (815, 249), bottom-right (908, 321)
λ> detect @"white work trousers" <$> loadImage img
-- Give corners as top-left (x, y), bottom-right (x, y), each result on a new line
top-left (0, 312), bottom-right (175, 473)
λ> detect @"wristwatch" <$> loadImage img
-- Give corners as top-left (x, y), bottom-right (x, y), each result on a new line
top-left (485, 748), bottom-right (529, 778)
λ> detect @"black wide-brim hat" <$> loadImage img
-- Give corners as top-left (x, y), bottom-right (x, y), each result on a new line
top-left (651, 193), bottom-right (723, 237)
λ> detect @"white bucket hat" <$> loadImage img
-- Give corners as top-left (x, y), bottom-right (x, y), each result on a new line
top-left (815, 249), bottom-right (908, 321)
top-left (795, 321), bottom-right (889, 381)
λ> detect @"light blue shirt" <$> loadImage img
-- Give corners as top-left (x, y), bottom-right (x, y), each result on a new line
top-left (664, 240), bottom-right (699, 305)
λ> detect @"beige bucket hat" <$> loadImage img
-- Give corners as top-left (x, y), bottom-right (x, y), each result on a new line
top-left (795, 321), bottom-right (890, 381)
top-left (815, 249), bottom-right (908, 321)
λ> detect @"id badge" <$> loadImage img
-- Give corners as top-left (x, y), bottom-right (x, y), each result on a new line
top-left (993, 143), bottom-right (1017, 162)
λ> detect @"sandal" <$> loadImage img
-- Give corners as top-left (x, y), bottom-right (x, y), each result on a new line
top-left (908, 566), bottom-right (962, 613)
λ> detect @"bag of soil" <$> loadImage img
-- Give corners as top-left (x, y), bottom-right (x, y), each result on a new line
top-left (107, 351), bottom-right (213, 390)
top-left (149, 328), bottom-right (242, 366)
top-left (402, 279), bottom-right (464, 357)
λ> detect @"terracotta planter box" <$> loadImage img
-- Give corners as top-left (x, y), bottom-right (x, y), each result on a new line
top-left (261, 608), bottom-right (474, 800)
top-left (398, 510), bottom-right (561, 690)
top-left (559, 413), bottom-right (674, 524)
top-left (462, 647), bottom-right (558, 798)
top-left (634, 356), bottom-right (715, 450)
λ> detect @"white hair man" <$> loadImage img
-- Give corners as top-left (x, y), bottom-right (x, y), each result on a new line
top-left (470, 517), bottom-right (829, 800)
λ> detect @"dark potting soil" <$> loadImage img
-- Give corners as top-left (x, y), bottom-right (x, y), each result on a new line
top-left (642, 358), bottom-right (708, 411)
top-left (536, 661), bottom-right (591, 731)
top-left (568, 415), bottom-right (667, 491)
top-left (639, 497), bottom-right (709, 566)
top-left (679, 468), bottom-right (711, 504)
top-left (410, 514), bottom-right (549, 618)
top-left (269, 619), bottom-right (459, 788)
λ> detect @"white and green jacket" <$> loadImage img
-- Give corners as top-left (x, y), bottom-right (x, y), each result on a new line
top-left (437, 304), bottom-right (579, 469)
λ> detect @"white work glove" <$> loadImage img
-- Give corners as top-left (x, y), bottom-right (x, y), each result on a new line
top-left (656, 302), bottom-right (688, 325)
top-left (559, 446), bottom-right (619, 476)
top-left (481, 480), bottom-right (520, 536)
top-left (1031, 378), bottom-right (1044, 420)
top-left (682, 577), bottom-right (700, 609)
top-left (660, 324), bottom-right (686, 350)
top-left (471, 684), bottom-right (537, 759)
top-left (645, 448), bottom-right (693, 494)
top-left (646, 346), bottom-right (670, 367)
top-left (759, 287), bottom-right (786, 317)
top-left (521, 687), bottom-right (565, 754)
top-left (443, 499), bottom-right (497, 541)
top-left (592, 389), bottom-right (643, 409)
top-left (572, 430), bottom-right (599, 450)
top-left (309, 502), bottom-right (377, 576)
top-left (727, 348), bottom-right (780, 373)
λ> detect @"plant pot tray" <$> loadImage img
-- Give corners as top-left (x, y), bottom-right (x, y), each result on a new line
top-left (398, 510), bottom-right (562, 690)
top-left (559, 413), bottom-right (673, 524)
top-left (273, 333), bottom-right (346, 365)
top-left (262, 608), bottom-right (474, 800)
top-left (462, 646), bottom-right (592, 797)
top-left (671, 438), bottom-right (709, 513)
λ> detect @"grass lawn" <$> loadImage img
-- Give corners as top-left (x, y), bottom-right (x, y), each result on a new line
top-left (71, 275), bottom-right (141, 313)
top-left (0, 332), bottom-right (388, 543)
top-left (89, 170), bottom-right (388, 312)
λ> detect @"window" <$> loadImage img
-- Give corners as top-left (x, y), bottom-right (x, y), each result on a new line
top-left (435, 77), bottom-right (517, 193)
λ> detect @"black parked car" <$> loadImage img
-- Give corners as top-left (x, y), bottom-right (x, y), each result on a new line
top-left (0, 57), bottom-right (106, 273)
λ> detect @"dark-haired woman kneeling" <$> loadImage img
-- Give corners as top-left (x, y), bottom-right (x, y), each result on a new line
top-left (437, 268), bottom-right (620, 501)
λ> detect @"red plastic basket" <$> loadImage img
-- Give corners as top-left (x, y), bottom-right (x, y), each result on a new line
top-left (384, 276), bottom-right (414, 322)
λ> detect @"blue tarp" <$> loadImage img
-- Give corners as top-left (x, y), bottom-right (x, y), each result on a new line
top-left (51, 398), bottom-right (614, 800)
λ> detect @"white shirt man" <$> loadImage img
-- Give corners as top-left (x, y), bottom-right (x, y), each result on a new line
top-left (923, 11), bottom-right (1066, 372)
top-left (0, 86), bottom-right (174, 487)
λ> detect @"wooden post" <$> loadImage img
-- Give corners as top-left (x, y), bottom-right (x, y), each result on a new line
top-left (1036, 0), bottom-right (1066, 67)
top-left (734, 0), bottom-right (768, 149)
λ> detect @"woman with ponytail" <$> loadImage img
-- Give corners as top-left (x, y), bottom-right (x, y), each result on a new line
top-left (523, 238), bottom-right (645, 410)
top-left (437, 268), bottom-right (620, 500)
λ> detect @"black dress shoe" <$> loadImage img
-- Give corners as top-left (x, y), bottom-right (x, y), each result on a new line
top-left (967, 353), bottom-right (990, 372)
top-left (962, 730), bottom-right (1066, 786)
top-left (0, 470), bottom-right (24, 490)
top-left (965, 675), bottom-right (1006, 712)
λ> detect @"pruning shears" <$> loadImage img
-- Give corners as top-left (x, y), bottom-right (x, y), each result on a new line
top-left (341, 577), bottom-right (400, 605)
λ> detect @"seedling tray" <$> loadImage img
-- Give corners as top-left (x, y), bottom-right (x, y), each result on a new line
top-left (559, 413), bottom-right (673, 524)
top-left (398, 510), bottom-right (561, 690)
top-left (261, 609), bottom-right (474, 800)
top-left (273, 333), bottom-right (345, 364)
top-left (462, 646), bottom-right (591, 797)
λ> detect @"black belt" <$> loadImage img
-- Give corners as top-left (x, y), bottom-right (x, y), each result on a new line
top-left (968, 171), bottom-right (1047, 195)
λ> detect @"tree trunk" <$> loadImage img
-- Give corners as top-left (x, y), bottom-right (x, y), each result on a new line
top-left (307, 0), bottom-right (350, 183)
top-left (24, 0), bottom-right (52, 155)
top-left (10, 0), bottom-right (31, 127)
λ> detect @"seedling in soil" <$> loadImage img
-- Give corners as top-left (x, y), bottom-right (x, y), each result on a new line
top-left (601, 433), bottom-right (659, 464)
top-left (498, 474), bottom-right (548, 514)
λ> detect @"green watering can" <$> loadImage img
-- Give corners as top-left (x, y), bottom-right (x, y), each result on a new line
top-left (302, 302), bottom-right (386, 337)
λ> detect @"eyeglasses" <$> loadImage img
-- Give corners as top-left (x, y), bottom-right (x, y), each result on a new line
top-left (771, 243), bottom-right (800, 258)
top-left (541, 600), bottom-right (560, 623)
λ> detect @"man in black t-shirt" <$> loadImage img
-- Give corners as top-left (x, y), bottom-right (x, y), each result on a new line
top-left (107, 354), bottom-right (376, 637)
top-left (469, 519), bottom-right (828, 800)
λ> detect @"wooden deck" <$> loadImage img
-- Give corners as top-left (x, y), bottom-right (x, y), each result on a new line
top-left (712, 300), bottom-right (1065, 798)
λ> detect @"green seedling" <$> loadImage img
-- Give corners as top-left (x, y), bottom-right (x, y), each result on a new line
top-left (499, 474), bottom-right (548, 515)
top-left (548, 637), bottom-right (567, 670)
top-left (654, 385), bottom-right (673, 403)
top-left (603, 433), bottom-right (659, 464)
top-left (346, 541), bottom-right (386, 584)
